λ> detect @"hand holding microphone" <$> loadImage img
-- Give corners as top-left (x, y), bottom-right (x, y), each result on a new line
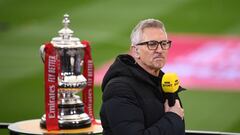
top-left (162, 72), bottom-right (180, 106)
top-left (162, 73), bottom-right (184, 119)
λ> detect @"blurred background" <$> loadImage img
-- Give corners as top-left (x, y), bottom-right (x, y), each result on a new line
top-left (0, 0), bottom-right (240, 134)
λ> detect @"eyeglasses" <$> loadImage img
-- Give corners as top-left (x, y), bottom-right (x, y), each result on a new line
top-left (136, 40), bottom-right (172, 50)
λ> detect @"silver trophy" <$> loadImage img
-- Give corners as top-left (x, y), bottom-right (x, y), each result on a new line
top-left (39, 14), bottom-right (91, 129)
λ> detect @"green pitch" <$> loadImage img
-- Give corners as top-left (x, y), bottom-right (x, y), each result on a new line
top-left (0, 0), bottom-right (240, 134)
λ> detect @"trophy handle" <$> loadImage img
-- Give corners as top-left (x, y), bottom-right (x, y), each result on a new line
top-left (39, 44), bottom-right (45, 62)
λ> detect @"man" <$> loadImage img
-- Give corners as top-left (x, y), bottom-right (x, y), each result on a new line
top-left (100, 19), bottom-right (185, 135)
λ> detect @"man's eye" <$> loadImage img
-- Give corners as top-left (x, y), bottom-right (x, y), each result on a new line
top-left (161, 42), bottom-right (167, 45)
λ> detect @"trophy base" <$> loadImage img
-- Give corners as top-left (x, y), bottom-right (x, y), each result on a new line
top-left (40, 102), bottom-right (91, 129)
top-left (40, 114), bottom-right (91, 129)
top-left (40, 91), bottom-right (92, 129)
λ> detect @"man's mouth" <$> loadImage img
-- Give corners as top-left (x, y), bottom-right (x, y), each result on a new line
top-left (153, 56), bottom-right (165, 60)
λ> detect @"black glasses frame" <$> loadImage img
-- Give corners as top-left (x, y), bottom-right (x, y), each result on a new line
top-left (136, 40), bottom-right (172, 50)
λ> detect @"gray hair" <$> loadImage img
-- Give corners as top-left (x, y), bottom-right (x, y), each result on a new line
top-left (130, 19), bottom-right (167, 46)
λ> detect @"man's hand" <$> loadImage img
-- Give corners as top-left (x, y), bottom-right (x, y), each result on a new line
top-left (164, 99), bottom-right (184, 120)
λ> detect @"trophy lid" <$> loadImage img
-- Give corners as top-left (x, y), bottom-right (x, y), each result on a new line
top-left (51, 14), bottom-right (85, 48)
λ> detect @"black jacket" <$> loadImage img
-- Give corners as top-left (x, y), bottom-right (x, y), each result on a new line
top-left (100, 54), bottom-right (185, 135)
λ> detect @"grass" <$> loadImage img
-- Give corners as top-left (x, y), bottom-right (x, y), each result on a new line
top-left (0, 0), bottom-right (240, 134)
top-left (179, 90), bottom-right (240, 132)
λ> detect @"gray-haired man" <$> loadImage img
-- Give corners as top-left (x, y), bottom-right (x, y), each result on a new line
top-left (100, 19), bottom-right (185, 135)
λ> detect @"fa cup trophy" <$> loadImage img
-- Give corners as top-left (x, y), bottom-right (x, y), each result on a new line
top-left (39, 14), bottom-right (91, 129)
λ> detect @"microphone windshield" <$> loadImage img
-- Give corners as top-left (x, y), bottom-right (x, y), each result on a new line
top-left (162, 72), bottom-right (180, 93)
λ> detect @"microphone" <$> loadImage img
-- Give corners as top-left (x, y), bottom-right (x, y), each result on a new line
top-left (161, 72), bottom-right (180, 107)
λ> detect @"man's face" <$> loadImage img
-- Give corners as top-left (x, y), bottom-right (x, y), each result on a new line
top-left (136, 27), bottom-right (168, 70)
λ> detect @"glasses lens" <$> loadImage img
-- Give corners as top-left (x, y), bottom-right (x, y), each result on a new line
top-left (160, 40), bottom-right (171, 50)
top-left (147, 41), bottom-right (159, 50)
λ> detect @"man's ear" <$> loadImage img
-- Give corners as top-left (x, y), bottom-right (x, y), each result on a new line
top-left (136, 48), bottom-right (140, 56)
top-left (131, 45), bottom-right (140, 59)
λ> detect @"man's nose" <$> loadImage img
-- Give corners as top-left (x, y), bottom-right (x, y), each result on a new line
top-left (155, 44), bottom-right (163, 52)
